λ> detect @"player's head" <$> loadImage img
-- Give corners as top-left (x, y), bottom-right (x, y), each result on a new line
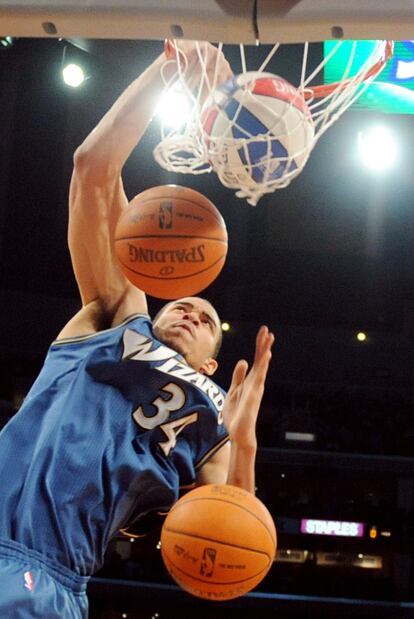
top-left (152, 297), bottom-right (222, 375)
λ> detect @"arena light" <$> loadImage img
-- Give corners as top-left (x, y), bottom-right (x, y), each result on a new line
top-left (357, 126), bottom-right (398, 171)
top-left (357, 331), bottom-right (367, 342)
top-left (0, 36), bottom-right (13, 50)
top-left (355, 555), bottom-right (383, 569)
top-left (316, 552), bottom-right (382, 569)
top-left (62, 63), bottom-right (86, 88)
top-left (276, 549), bottom-right (309, 564)
top-left (156, 86), bottom-right (191, 129)
top-left (285, 431), bottom-right (315, 442)
top-left (221, 322), bottom-right (230, 332)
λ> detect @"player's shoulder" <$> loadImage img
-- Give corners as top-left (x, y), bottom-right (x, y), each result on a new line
top-left (53, 303), bottom-right (151, 346)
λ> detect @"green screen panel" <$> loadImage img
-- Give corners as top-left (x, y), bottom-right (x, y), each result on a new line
top-left (324, 40), bottom-right (414, 114)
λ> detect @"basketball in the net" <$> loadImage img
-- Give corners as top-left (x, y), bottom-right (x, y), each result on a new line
top-left (114, 185), bottom-right (227, 300)
top-left (160, 484), bottom-right (277, 601)
top-left (202, 71), bottom-right (314, 185)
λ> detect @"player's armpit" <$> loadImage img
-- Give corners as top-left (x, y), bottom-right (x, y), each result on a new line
top-left (195, 441), bottom-right (231, 486)
top-left (56, 290), bottom-right (147, 340)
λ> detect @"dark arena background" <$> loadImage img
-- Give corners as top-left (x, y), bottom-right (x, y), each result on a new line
top-left (1, 18), bottom-right (414, 619)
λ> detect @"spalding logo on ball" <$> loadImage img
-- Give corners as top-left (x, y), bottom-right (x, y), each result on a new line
top-left (160, 484), bottom-right (277, 601)
top-left (114, 185), bottom-right (228, 299)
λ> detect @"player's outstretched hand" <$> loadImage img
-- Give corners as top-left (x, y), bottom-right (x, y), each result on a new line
top-left (164, 39), bottom-right (233, 102)
top-left (222, 326), bottom-right (275, 448)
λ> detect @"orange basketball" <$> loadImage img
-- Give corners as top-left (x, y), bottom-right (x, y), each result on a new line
top-left (160, 484), bottom-right (277, 601)
top-left (114, 185), bottom-right (228, 300)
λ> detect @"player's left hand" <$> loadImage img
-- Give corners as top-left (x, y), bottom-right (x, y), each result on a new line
top-left (164, 39), bottom-right (233, 104)
top-left (222, 326), bottom-right (275, 448)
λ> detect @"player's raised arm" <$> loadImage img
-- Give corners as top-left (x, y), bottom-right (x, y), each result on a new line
top-left (67, 52), bottom-right (170, 318)
top-left (195, 325), bottom-right (274, 492)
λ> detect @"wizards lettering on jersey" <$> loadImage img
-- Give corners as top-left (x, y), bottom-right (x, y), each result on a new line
top-left (122, 329), bottom-right (225, 418)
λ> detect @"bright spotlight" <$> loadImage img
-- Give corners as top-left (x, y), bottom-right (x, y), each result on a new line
top-left (156, 87), bottom-right (191, 129)
top-left (0, 36), bottom-right (13, 50)
top-left (356, 332), bottom-right (367, 342)
top-left (357, 126), bottom-right (398, 171)
top-left (221, 322), bottom-right (231, 332)
top-left (62, 63), bottom-right (85, 88)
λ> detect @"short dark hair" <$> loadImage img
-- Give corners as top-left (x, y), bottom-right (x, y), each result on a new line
top-left (152, 299), bottom-right (223, 359)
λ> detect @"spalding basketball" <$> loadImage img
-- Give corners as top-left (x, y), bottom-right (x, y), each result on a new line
top-left (202, 71), bottom-right (314, 186)
top-left (114, 185), bottom-right (228, 300)
top-left (161, 484), bottom-right (277, 601)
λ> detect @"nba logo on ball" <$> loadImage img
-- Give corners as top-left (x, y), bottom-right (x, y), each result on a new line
top-left (200, 547), bottom-right (216, 577)
top-left (202, 72), bottom-right (314, 189)
top-left (159, 202), bottom-right (173, 229)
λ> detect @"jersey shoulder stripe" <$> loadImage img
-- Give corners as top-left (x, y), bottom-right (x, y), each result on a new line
top-left (51, 313), bottom-right (150, 346)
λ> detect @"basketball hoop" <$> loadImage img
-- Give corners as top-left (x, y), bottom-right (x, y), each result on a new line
top-left (154, 39), bottom-right (393, 205)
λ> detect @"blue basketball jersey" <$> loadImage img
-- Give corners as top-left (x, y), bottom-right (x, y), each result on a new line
top-left (0, 314), bottom-right (228, 576)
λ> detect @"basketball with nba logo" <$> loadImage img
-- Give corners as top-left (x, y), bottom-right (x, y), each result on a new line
top-left (160, 484), bottom-right (277, 600)
top-left (114, 185), bottom-right (228, 300)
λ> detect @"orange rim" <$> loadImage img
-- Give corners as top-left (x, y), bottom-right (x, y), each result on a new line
top-left (304, 40), bottom-right (394, 100)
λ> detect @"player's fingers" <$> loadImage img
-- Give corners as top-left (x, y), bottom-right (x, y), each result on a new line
top-left (164, 39), bottom-right (175, 59)
top-left (254, 326), bottom-right (274, 364)
top-left (167, 40), bottom-right (232, 96)
top-left (250, 329), bottom-right (274, 384)
top-left (229, 359), bottom-right (249, 395)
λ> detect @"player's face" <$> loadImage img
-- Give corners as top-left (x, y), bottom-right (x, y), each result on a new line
top-left (153, 297), bottom-right (221, 375)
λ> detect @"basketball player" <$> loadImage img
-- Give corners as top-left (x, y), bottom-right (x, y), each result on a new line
top-left (0, 41), bottom-right (274, 618)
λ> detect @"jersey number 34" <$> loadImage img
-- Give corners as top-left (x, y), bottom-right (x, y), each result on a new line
top-left (132, 382), bottom-right (198, 456)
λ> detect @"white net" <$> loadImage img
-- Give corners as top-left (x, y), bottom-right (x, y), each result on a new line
top-left (153, 40), bottom-right (393, 205)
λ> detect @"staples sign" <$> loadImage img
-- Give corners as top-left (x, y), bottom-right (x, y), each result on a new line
top-left (300, 519), bottom-right (364, 538)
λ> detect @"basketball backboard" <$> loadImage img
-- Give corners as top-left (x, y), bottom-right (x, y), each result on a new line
top-left (0, 0), bottom-right (414, 43)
